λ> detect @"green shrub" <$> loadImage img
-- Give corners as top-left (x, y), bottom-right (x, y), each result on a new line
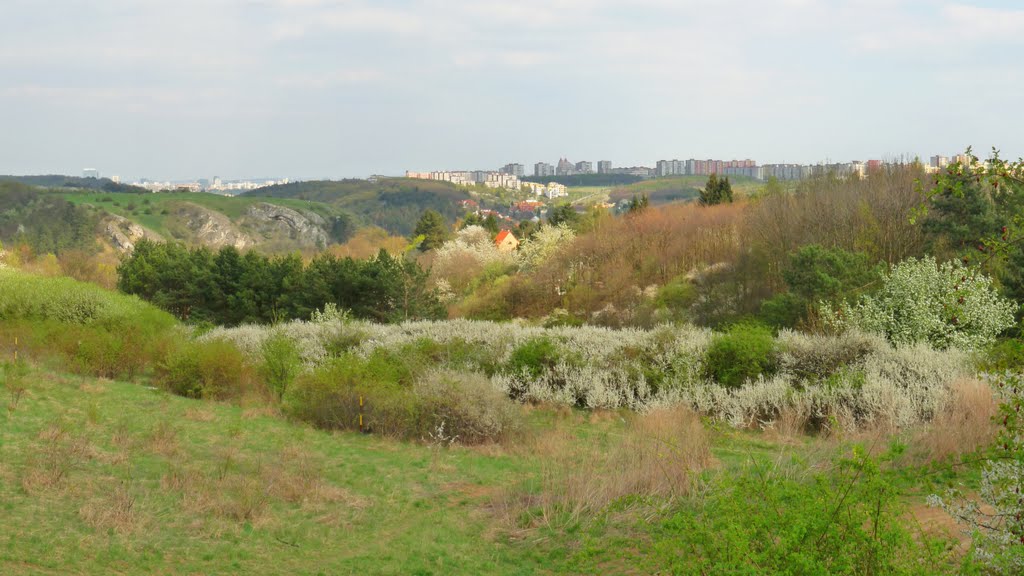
top-left (507, 337), bottom-right (562, 379)
top-left (413, 370), bottom-right (522, 444)
top-left (0, 268), bottom-right (176, 332)
top-left (157, 339), bottom-right (255, 400)
top-left (704, 323), bottom-right (778, 388)
top-left (980, 337), bottom-right (1024, 373)
top-left (64, 325), bottom-right (147, 380)
top-left (652, 446), bottom-right (954, 574)
top-left (282, 355), bottom-right (416, 437)
top-left (258, 332), bottom-right (303, 399)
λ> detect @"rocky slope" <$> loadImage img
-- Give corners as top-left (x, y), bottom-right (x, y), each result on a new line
top-left (103, 214), bottom-right (162, 252)
top-left (242, 202), bottom-right (330, 249)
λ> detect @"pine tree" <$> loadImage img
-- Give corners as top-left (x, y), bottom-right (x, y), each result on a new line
top-left (412, 209), bottom-right (451, 251)
top-left (699, 173), bottom-right (733, 205)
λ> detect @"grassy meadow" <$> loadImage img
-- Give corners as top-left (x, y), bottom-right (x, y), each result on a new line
top-left (0, 268), bottom-right (1006, 574)
top-left (1, 360), bottom-right (987, 575)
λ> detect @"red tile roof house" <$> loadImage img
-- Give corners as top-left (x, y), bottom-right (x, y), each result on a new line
top-left (494, 230), bottom-right (519, 252)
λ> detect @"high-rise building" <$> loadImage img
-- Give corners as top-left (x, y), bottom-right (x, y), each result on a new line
top-left (597, 160), bottom-right (612, 174)
top-left (501, 163), bottom-right (525, 178)
top-left (534, 162), bottom-right (555, 177)
top-left (556, 158), bottom-right (575, 176)
top-left (575, 161), bottom-right (593, 174)
top-left (930, 155), bottom-right (949, 169)
top-left (82, 168), bottom-right (100, 179)
top-left (656, 160), bottom-right (686, 177)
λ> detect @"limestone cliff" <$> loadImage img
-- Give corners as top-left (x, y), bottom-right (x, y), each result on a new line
top-left (242, 202), bottom-right (330, 249)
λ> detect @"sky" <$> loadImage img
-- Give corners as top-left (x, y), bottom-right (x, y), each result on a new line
top-left (0, 0), bottom-right (1022, 181)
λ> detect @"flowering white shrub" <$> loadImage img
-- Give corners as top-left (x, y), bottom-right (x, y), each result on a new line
top-left (433, 225), bottom-right (518, 269)
top-left (825, 256), bottom-right (1016, 351)
top-left (517, 223), bottom-right (575, 271)
top-left (205, 317), bottom-right (969, 426)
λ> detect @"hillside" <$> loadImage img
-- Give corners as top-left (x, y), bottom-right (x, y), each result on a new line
top-left (608, 174), bottom-right (765, 205)
top-left (60, 190), bottom-right (357, 252)
top-left (0, 174), bottom-right (147, 194)
top-left (0, 179), bottom-right (362, 255)
top-left (247, 178), bottom-right (472, 236)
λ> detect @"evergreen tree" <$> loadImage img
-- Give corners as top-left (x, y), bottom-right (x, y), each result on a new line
top-left (412, 209), bottom-right (451, 251)
top-left (547, 203), bottom-right (581, 229)
top-left (699, 173), bottom-right (734, 206)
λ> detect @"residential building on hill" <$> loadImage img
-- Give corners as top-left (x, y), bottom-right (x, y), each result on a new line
top-left (494, 230), bottom-right (519, 252)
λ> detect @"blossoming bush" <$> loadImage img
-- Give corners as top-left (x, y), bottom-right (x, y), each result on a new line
top-left (826, 256), bottom-right (1016, 351)
top-left (431, 225), bottom-right (519, 297)
top-left (208, 316), bottom-right (969, 429)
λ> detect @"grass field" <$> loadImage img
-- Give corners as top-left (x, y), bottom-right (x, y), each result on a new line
top-left (60, 191), bottom-right (338, 238)
top-left (0, 359), bottom-right (981, 575)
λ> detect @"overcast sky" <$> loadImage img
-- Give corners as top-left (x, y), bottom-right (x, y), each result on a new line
top-left (1, 0), bottom-right (1021, 181)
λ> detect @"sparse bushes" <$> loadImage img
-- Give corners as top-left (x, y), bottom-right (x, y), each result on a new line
top-left (504, 407), bottom-right (711, 528)
top-left (704, 323), bottom-right (778, 388)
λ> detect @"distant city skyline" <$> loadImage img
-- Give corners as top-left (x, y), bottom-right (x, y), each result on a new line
top-left (1, 1), bottom-right (1022, 180)
top-left (70, 147), bottom-right (991, 183)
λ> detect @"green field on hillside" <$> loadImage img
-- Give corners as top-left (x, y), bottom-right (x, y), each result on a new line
top-left (247, 178), bottom-right (472, 236)
top-left (60, 192), bottom-right (339, 238)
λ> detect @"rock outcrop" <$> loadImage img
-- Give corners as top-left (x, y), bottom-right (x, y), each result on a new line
top-left (104, 214), bottom-right (160, 253)
top-left (170, 202), bottom-right (253, 250)
top-left (243, 202), bottom-right (330, 249)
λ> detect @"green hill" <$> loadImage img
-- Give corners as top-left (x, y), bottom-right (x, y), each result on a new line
top-left (246, 178), bottom-right (472, 236)
top-left (60, 190), bottom-right (353, 243)
top-left (609, 175), bottom-right (764, 205)
top-left (0, 174), bottom-right (147, 193)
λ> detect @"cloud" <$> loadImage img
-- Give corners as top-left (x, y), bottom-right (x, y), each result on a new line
top-left (0, 0), bottom-right (1021, 178)
top-left (942, 3), bottom-right (1024, 41)
top-left (275, 68), bottom-right (387, 87)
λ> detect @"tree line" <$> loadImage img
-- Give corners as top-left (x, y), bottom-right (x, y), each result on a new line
top-left (0, 181), bottom-right (98, 255)
top-left (117, 240), bottom-right (444, 326)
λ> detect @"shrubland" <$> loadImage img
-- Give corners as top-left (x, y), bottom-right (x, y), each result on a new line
top-left (2, 154), bottom-right (1023, 574)
top-left (206, 316), bottom-right (974, 431)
